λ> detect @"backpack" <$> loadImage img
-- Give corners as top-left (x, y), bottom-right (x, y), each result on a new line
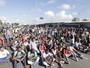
top-left (14, 50), bottom-right (25, 58)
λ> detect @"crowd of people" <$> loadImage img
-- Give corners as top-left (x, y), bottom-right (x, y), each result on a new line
top-left (0, 26), bottom-right (90, 68)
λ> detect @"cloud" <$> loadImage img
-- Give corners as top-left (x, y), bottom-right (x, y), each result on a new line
top-left (72, 12), bottom-right (78, 16)
top-left (44, 11), bottom-right (55, 17)
top-left (40, 0), bottom-right (55, 6)
top-left (56, 10), bottom-right (73, 21)
top-left (0, 0), bottom-right (6, 6)
top-left (47, 0), bottom-right (55, 4)
top-left (0, 16), bottom-right (7, 23)
top-left (44, 10), bottom-right (73, 22)
top-left (62, 4), bottom-right (71, 10)
top-left (58, 4), bottom-right (71, 10)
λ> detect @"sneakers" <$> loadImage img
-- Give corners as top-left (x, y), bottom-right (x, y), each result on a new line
top-left (60, 64), bottom-right (63, 68)
top-left (67, 61), bottom-right (70, 64)
top-left (76, 58), bottom-right (79, 62)
top-left (60, 61), bottom-right (65, 64)
top-left (58, 63), bottom-right (63, 68)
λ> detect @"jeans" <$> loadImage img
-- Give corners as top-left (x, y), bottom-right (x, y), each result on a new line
top-left (0, 56), bottom-right (10, 63)
top-left (13, 58), bottom-right (27, 68)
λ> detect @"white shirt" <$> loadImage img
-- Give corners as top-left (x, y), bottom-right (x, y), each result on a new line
top-left (69, 46), bottom-right (74, 52)
top-left (24, 42), bottom-right (29, 46)
top-left (75, 42), bottom-right (81, 47)
top-left (42, 51), bottom-right (53, 59)
top-left (31, 41), bottom-right (38, 50)
top-left (0, 49), bottom-right (10, 58)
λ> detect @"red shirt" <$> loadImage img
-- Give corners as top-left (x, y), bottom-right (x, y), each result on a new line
top-left (18, 37), bottom-right (23, 42)
top-left (64, 48), bottom-right (70, 54)
top-left (0, 38), bottom-right (3, 44)
top-left (39, 44), bottom-right (46, 51)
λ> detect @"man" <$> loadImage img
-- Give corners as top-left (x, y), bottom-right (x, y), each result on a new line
top-left (28, 49), bottom-right (40, 67)
top-left (69, 45), bottom-right (79, 61)
top-left (13, 46), bottom-right (27, 68)
top-left (31, 38), bottom-right (39, 53)
top-left (63, 45), bottom-right (79, 64)
top-left (63, 46), bottom-right (72, 64)
top-left (0, 46), bottom-right (11, 63)
top-left (46, 37), bottom-right (53, 49)
top-left (42, 49), bottom-right (53, 68)
top-left (11, 39), bottom-right (20, 51)
top-left (0, 38), bottom-right (3, 45)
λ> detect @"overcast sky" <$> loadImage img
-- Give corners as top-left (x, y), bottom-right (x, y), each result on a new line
top-left (0, 0), bottom-right (90, 25)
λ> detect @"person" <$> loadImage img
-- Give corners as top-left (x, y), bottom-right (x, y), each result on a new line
top-left (74, 39), bottom-right (81, 50)
top-left (39, 43), bottom-right (46, 54)
top-left (31, 38), bottom-right (40, 53)
top-left (63, 46), bottom-right (72, 64)
top-left (12, 46), bottom-right (27, 68)
top-left (69, 45), bottom-right (79, 61)
top-left (42, 49), bottom-right (53, 68)
top-left (11, 39), bottom-right (20, 51)
top-left (0, 46), bottom-right (11, 63)
top-left (0, 38), bottom-right (3, 45)
top-left (52, 43), bottom-right (63, 68)
top-left (23, 40), bottom-right (31, 52)
top-left (27, 49), bottom-right (40, 67)
top-left (46, 37), bottom-right (53, 49)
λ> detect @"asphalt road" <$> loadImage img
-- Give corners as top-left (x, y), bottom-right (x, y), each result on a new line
top-left (0, 53), bottom-right (90, 68)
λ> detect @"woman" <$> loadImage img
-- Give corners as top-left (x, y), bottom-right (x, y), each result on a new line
top-left (52, 43), bottom-right (63, 68)
top-left (28, 49), bottom-right (40, 66)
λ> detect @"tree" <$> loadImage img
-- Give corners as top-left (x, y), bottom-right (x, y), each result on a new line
top-left (40, 17), bottom-right (44, 20)
top-left (82, 19), bottom-right (88, 21)
top-left (12, 23), bottom-right (19, 27)
top-left (0, 20), bottom-right (3, 28)
top-left (72, 17), bottom-right (80, 22)
top-left (0, 20), bottom-right (3, 25)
